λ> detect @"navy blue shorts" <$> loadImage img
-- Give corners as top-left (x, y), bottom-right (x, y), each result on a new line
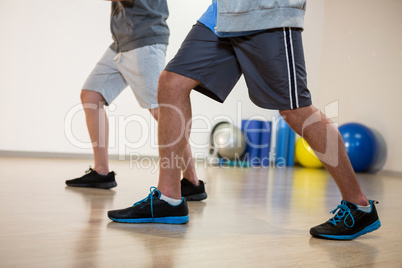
top-left (165, 22), bottom-right (312, 110)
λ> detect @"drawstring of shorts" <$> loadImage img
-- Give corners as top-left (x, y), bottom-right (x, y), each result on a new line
top-left (114, 52), bottom-right (122, 63)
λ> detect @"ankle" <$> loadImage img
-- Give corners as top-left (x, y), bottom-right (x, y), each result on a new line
top-left (344, 196), bottom-right (369, 207)
top-left (160, 194), bottom-right (182, 206)
top-left (158, 187), bottom-right (181, 200)
top-left (183, 177), bottom-right (199, 186)
top-left (94, 167), bottom-right (109, 176)
top-left (357, 200), bottom-right (370, 207)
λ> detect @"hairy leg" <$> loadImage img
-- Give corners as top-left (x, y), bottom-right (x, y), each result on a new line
top-left (156, 71), bottom-right (200, 199)
top-left (280, 105), bottom-right (369, 206)
top-left (149, 107), bottom-right (199, 186)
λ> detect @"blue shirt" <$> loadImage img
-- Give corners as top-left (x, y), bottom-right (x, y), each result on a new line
top-left (198, 0), bottom-right (264, 37)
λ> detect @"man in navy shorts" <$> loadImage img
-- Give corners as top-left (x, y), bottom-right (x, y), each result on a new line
top-left (108, 0), bottom-right (381, 240)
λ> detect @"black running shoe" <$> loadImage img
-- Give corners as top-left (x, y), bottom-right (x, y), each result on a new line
top-left (310, 200), bottom-right (381, 240)
top-left (108, 187), bottom-right (189, 224)
top-left (181, 178), bottom-right (207, 201)
top-left (66, 167), bottom-right (117, 189)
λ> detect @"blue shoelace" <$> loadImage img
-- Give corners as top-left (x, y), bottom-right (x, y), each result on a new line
top-left (133, 187), bottom-right (158, 218)
top-left (329, 201), bottom-right (355, 228)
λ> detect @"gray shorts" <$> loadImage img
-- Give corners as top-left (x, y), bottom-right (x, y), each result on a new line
top-left (165, 22), bottom-right (311, 110)
top-left (83, 44), bottom-right (167, 108)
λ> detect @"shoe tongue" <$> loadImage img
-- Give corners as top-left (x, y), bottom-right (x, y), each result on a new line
top-left (153, 189), bottom-right (161, 199)
top-left (343, 200), bottom-right (358, 210)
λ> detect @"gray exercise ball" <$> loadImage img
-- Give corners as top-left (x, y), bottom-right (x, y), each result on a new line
top-left (212, 122), bottom-right (246, 160)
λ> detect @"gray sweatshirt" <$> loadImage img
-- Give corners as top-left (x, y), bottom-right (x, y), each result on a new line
top-left (110, 0), bottom-right (169, 53)
top-left (216, 0), bottom-right (307, 32)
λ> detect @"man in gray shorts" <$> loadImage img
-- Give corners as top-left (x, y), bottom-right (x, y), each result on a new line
top-left (66, 0), bottom-right (207, 202)
top-left (108, 0), bottom-right (381, 241)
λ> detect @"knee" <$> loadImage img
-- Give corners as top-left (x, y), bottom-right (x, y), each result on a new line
top-left (158, 70), bottom-right (171, 87)
top-left (278, 109), bottom-right (302, 136)
top-left (279, 105), bottom-right (319, 134)
top-left (157, 70), bottom-right (196, 104)
top-left (279, 109), bottom-right (297, 124)
top-left (80, 90), bottom-right (105, 106)
top-left (157, 71), bottom-right (176, 104)
top-left (279, 107), bottom-right (306, 130)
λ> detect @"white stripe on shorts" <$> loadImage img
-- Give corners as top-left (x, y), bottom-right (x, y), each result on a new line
top-left (283, 27), bottom-right (299, 109)
top-left (283, 28), bottom-right (293, 109)
top-left (289, 29), bottom-right (299, 108)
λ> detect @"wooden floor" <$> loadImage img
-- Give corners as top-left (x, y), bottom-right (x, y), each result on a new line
top-left (0, 157), bottom-right (401, 268)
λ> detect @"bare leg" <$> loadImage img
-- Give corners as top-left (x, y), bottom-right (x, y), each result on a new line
top-left (149, 107), bottom-right (199, 186)
top-left (80, 90), bottom-right (109, 175)
top-left (156, 71), bottom-right (200, 199)
top-left (280, 105), bottom-right (369, 206)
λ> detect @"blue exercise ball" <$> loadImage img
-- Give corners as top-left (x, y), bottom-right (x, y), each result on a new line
top-left (339, 123), bottom-right (378, 172)
top-left (367, 128), bottom-right (387, 173)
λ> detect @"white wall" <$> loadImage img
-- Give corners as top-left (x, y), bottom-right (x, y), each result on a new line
top-left (0, 0), bottom-right (112, 153)
top-left (316, 0), bottom-right (402, 172)
top-left (0, 0), bottom-right (322, 161)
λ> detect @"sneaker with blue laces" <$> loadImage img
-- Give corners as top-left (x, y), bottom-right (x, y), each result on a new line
top-left (108, 187), bottom-right (189, 224)
top-left (310, 200), bottom-right (381, 240)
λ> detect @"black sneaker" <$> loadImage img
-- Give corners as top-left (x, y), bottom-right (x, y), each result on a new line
top-left (66, 167), bottom-right (117, 189)
top-left (108, 187), bottom-right (189, 224)
top-left (181, 178), bottom-right (207, 201)
top-left (310, 200), bottom-right (381, 240)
